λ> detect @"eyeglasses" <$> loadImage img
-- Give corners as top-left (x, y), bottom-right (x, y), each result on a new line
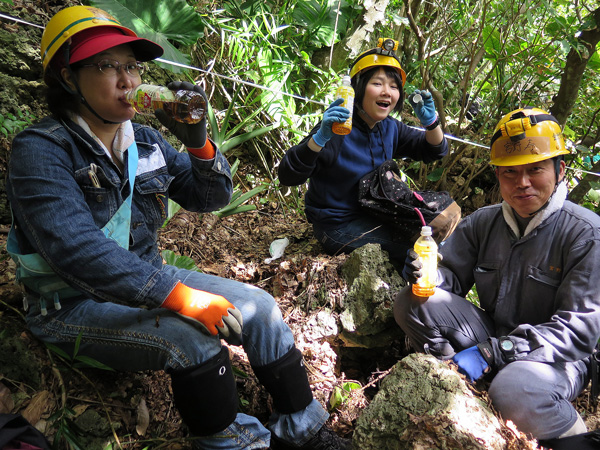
top-left (79, 59), bottom-right (147, 77)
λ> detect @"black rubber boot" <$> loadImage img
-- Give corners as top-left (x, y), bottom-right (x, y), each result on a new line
top-left (253, 348), bottom-right (352, 449)
top-left (538, 429), bottom-right (600, 450)
top-left (252, 347), bottom-right (313, 414)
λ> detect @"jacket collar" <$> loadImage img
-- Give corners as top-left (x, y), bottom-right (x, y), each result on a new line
top-left (354, 109), bottom-right (383, 134)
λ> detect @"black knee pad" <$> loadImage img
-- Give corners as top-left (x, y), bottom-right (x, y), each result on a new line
top-left (252, 347), bottom-right (313, 414)
top-left (170, 347), bottom-right (238, 436)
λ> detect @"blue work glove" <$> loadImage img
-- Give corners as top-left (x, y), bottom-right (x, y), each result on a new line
top-left (155, 81), bottom-right (208, 148)
top-left (452, 345), bottom-right (490, 382)
top-left (402, 248), bottom-right (443, 284)
top-left (312, 98), bottom-right (350, 147)
top-left (408, 89), bottom-right (437, 127)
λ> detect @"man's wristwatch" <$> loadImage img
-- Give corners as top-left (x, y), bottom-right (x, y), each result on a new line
top-left (498, 337), bottom-right (516, 362)
top-left (425, 116), bottom-right (440, 130)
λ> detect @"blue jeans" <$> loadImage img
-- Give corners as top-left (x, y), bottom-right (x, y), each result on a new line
top-left (25, 265), bottom-right (328, 449)
top-left (393, 286), bottom-right (589, 440)
top-left (313, 216), bottom-right (412, 261)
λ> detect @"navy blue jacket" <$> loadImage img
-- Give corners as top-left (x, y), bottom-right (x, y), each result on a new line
top-left (278, 113), bottom-right (448, 229)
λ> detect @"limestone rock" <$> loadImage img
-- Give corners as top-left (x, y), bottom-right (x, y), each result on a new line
top-left (338, 244), bottom-right (406, 347)
top-left (354, 353), bottom-right (538, 450)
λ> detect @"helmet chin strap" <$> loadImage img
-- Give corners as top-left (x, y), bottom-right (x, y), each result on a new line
top-left (59, 45), bottom-right (119, 125)
top-left (356, 103), bottom-right (380, 127)
top-left (527, 195), bottom-right (552, 217)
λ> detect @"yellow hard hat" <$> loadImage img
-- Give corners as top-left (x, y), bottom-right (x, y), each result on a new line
top-left (41, 5), bottom-right (162, 81)
top-left (490, 107), bottom-right (569, 166)
top-left (349, 38), bottom-right (407, 86)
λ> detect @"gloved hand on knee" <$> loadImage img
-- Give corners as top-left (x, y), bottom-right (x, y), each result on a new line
top-left (161, 282), bottom-right (243, 343)
top-left (452, 345), bottom-right (490, 382)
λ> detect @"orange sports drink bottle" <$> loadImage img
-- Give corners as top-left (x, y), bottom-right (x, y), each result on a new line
top-left (412, 226), bottom-right (438, 297)
top-left (332, 75), bottom-right (354, 135)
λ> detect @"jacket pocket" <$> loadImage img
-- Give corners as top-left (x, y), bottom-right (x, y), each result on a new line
top-left (76, 165), bottom-right (119, 228)
top-left (134, 172), bottom-right (174, 226)
top-left (519, 265), bottom-right (560, 324)
top-left (473, 262), bottom-right (500, 311)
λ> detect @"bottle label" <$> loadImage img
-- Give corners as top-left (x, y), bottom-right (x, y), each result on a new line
top-left (412, 239), bottom-right (437, 297)
top-left (127, 84), bottom-right (205, 124)
top-left (134, 90), bottom-right (153, 112)
top-left (127, 85), bottom-right (176, 115)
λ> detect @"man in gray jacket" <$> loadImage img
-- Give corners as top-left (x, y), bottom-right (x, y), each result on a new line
top-left (394, 107), bottom-right (600, 441)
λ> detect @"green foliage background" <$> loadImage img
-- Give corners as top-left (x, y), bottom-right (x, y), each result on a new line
top-left (86, 0), bottom-right (600, 215)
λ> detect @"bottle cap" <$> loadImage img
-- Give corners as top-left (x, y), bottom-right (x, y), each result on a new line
top-left (411, 92), bottom-right (424, 107)
top-left (421, 226), bottom-right (432, 236)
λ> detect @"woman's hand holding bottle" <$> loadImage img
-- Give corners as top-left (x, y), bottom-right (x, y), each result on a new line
top-left (153, 81), bottom-right (208, 148)
top-left (312, 98), bottom-right (350, 147)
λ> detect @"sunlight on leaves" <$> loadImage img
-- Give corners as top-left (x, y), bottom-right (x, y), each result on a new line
top-left (89, 0), bottom-right (206, 71)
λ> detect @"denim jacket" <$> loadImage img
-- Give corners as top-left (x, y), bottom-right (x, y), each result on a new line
top-left (7, 116), bottom-right (232, 308)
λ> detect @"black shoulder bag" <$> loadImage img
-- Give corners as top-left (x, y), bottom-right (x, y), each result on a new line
top-left (358, 160), bottom-right (461, 243)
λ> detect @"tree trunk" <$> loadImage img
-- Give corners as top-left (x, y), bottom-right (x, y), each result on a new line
top-left (551, 7), bottom-right (600, 204)
top-left (568, 159), bottom-right (600, 204)
top-left (551, 7), bottom-right (600, 126)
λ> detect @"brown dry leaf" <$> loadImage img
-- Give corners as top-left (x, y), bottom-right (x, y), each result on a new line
top-left (22, 390), bottom-right (51, 425)
top-left (72, 404), bottom-right (88, 416)
top-left (135, 397), bottom-right (150, 436)
top-left (0, 382), bottom-right (14, 414)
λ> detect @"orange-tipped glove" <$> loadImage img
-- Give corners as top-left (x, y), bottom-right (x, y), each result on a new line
top-left (161, 282), bottom-right (243, 342)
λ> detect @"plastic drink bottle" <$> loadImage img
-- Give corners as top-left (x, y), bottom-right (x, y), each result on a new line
top-left (332, 75), bottom-right (354, 135)
top-left (126, 84), bottom-right (206, 124)
top-left (412, 226), bottom-right (438, 297)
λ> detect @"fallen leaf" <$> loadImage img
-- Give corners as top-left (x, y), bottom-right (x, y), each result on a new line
top-left (0, 382), bottom-right (14, 414)
top-left (22, 390), bottom-right (51, 425)
top-left (136, 397), bottom-right (149, 436)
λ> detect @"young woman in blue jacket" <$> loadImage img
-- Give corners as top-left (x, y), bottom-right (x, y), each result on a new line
top-left (7, 6), bottom-right (350, 450)
top-left (278, 39), bottom-right (448, 261)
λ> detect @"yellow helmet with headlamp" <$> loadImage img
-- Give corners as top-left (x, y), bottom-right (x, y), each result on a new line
top-left (349, 38), bottom-right (406, 86)
top-left (490, 107), bottom-right (569, 166)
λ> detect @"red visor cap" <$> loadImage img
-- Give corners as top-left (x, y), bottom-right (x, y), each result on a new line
top-left (69, 26), bottom-right (163, 64)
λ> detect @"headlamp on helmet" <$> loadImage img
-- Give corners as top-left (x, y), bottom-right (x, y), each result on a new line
top-left (490, 108), bottom-right (569, 166)
top-left (378, 38), bottom-right (398, 53)
top-left (349, 38), bottom-right (406, 86)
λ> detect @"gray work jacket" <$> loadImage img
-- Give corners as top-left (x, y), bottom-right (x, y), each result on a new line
top-left (438, 183), bottom-right (600, 364)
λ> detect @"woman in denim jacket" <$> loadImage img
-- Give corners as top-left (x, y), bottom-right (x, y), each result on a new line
top-left (7, 6), bottom-right (350, 450)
